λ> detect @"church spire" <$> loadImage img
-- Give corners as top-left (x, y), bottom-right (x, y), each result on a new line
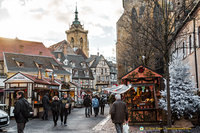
top-left (73, 3), bottom-right (80, 25)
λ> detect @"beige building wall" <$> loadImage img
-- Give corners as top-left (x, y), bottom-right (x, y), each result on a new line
top-left (170, 7), bottom-right (200, 88)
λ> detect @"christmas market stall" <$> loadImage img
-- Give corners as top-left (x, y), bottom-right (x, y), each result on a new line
top-left (121, 65), bottom-right (164, 124)
top-left (4, 71), bottom-right (60, 117)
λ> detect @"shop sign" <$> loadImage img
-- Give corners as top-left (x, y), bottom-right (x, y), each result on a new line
top-left (6, 73), bottom-right (33, 83)
top-left (48, 85), bottom-right (59, 89)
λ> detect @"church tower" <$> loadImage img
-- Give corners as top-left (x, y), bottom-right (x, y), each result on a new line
top-left (65, 5), bottom-right (89, 57)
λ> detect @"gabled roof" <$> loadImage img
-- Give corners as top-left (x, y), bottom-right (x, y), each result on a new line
top-left (0, 37), bottom-right (53, 60)
top-left (48, 40), bottom-right (76, 55)
top-left (4, 72), bottom-right (60, 86)
top-left (122, 65), bottom-right (162, 79)
top-left (3, 53), bottom-right (71, 75)
top-left (66, 54), bottom-right (93, 79)
top-left (86, 55), bottom-right (108, 68)
top-left (75, 49), bottom-right (88, 59)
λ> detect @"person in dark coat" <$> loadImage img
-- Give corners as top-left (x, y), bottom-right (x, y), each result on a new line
top-left (60, 93), bottom-right (70, 126)
top-left (99, 96), bottom-right (106, 115)
top-left (83, 95), bottom-right (92, 117)
top-left (51, 96), bottom-right (60, 126)
top-left (68, 94), bottom-right (72, 114)
top-left (110, 94), bottom-right (128, 133)
top-left (42, 93), bottom-right (50, 120)
top-left (13, 91), bottom-right (28, 133)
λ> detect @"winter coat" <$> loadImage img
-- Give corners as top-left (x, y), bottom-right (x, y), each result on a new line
top-left (51, 100), bottom-right (60, 113)
top-left (110, 99), bottom-right (128, 124)
top-left (99, 97), bottom-right (106, 106)
top-left (60, 97), bottom-right (70, 112)
top-left (83, 97), bottom-right (91, 107)
top-left (13, 97), bottom-right (28, 123)
top-left (92, 98), bottom-right (99, 108)
top-left (42, 95), bottom-right (49, 109)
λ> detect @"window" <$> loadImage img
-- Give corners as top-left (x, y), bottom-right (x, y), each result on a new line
top-left (84, 70), bottom-right (89, 77)
top-left (183, 42), bottom-right (186, 58)
top-left (0, 62), bottom-right (3, 74)
top-left (80, 38), bottom-right (83, 43)
top-left (38, 64), bottom-right (42, 69)
top-left (16, 61), bottom-right (24, 67)
top-left (105, 68), bottom-right (107, 73)
top-left (101, 69), bottom-right (103, 74)
top-left (189, 35), bottom-right (192, 54)
top-left (73, 70), bottom-right (78, 77)
top-left (39, 51), bottom-right (43, 55)
top-left (71, 37), bottom-right (74, 45)
top-left (63, 59), bottom-right (68, 65)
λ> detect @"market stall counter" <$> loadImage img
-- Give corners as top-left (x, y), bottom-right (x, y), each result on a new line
top-left (4, 72), bottom-right (60, 117)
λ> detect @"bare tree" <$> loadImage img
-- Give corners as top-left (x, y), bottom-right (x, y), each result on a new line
top-left (118, 0), bottom-right (197, 127)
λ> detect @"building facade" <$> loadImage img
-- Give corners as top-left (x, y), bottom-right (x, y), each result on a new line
top-left (86, 54), bottom-right (110, 92)
top-left (170, 1), bottom-right (200, 88)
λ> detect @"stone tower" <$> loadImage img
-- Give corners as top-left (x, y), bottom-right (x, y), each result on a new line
top-left (65, 5), bottom-right (89, 57)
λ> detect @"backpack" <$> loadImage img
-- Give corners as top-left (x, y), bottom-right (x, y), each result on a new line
top-left (22, 99), bottom-right (33, 118)
top-left (93, 98), bottom-right (99, 108)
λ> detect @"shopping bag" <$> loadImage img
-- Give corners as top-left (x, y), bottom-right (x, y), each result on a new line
top-left (123, 123), bottom-right (129, 133)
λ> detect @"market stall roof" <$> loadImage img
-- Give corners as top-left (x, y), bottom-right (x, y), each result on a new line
top-left (4, 72), bottom-right (59, 86)
top-left (122, 65), bottom-right (162, 79)
top-left (103, 84), bottom-right (132, 94)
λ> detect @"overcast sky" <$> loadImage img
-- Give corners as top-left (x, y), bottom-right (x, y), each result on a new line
top-left (0, 0), bottom-right (123, 59)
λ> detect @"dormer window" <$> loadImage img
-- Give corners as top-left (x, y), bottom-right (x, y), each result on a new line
top-left (84, 70), bottom-right (89, 77)
top-left (13, 58), bottom-right (24, 67)
top-left (80, 62), bottom-right (86, 68)
top-left (73, 70), bottom-right (78, 77)
top-left (63, 59), bottom-right (68, 65)
top-left (34, 61), bottom-right (43, 69)
top-left (16, 61), bottom-right (24, 67)
top-left (70, 61), bottom-right (75, 68)
top-left (50, 60), bottom-right (59, 70)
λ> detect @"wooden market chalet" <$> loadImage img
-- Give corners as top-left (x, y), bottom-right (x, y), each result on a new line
top-left (121, 65), bottom-right (165, 124)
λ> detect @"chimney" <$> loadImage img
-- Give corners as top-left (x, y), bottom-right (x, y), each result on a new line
top-left (97, 52), bottom-right (99, 56)
top-left (63, 45), bottom-right (67, 56)
top-left (37, 68), bottom-right (42, 80)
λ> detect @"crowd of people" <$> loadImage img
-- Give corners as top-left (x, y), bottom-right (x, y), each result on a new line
top-left (83, 94), bottom-right (107, 118)
top-left (13, 91), bottom-right (128, 133)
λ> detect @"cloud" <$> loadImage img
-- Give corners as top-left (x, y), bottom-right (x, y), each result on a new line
top-left (0, 0), bottom-right (123, 57)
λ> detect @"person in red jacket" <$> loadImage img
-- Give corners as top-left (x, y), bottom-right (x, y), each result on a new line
top-left (110, 94), bottom-right (128, 133)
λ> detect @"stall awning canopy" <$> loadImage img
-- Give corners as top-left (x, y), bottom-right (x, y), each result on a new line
top-left (122, 65), bottom-right (162, 79)
top-left (103, 84), bottom-right (132, 94)
top-left (4, 72), bottom-right (60, 86)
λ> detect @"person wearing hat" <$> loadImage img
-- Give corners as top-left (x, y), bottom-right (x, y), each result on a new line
top-left (60, 93), bottom-right (70, 126)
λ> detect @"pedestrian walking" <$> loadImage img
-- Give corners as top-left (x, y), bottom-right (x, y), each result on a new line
top-left (110, 94), bottom-right (128, 133)
top-left (99, 96), bottom-right (106, 115)
top-left (90, 95), bottom-right (93, 115)
top-left (51, 96), bottom-right (60, 126)
top-left (60, 93), bottom-right (70, 126)
top-left (68, 94), bottom-right (72, 114)
top-left (13, 91), bottom-right (28, 133)
top-left (92, 95), bottom-right (99, 117)
top-left (83, 95), bottom-right (92, 117)
top-left (42, 93), bottom-right (50, 120)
